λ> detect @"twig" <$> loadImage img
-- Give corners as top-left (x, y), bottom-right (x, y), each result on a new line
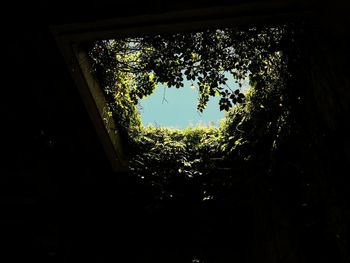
top-left (162, 87), bottom-right (168, 104)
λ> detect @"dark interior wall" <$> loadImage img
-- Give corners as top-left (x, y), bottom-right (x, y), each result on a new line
top-left (3, 2), bottom-right (252, 262)
top-left (2, 0), bottom-right (350, 262)
top-left (2, 9), bottom-right (118, 263)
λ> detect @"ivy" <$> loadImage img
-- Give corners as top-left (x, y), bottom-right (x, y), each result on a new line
top-left (89, 25), bottom-right (289, 113)
top-left (84, 22), bottom-right (350, 261)
top-left (88, 25), bottom-right (292, 201)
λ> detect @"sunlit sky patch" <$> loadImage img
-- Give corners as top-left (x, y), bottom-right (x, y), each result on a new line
top-left (138, 73), bottom-right (249, 129)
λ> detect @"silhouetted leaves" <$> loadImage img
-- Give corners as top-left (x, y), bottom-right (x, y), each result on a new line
top-left (89, 26), bottom-right (288, 112)
top-left (87, 24), bottom-right (293, 202)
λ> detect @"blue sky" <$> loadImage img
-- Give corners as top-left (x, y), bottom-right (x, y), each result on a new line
top-left (138, 74), bottom-right (248, 129)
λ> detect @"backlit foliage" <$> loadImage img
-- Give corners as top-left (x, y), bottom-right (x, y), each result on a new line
top-left (88, 25), bottom-right (291, 200)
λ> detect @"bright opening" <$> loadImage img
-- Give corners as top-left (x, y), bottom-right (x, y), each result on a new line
top-left (139, 73), bottom-right (249, 129)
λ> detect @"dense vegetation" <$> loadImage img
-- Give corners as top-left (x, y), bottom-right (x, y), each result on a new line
top-left (88, 25), bottom-right (289, 200)
top-left (88, 24), bottom-right (350, 262)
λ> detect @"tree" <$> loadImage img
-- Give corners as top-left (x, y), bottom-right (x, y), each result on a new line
top-left (87, 23), bottom-right (350, 263)
top-left (87, 24), bottom-right (292, 197)
top-left (89, 25), bottom-right (289, 113)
